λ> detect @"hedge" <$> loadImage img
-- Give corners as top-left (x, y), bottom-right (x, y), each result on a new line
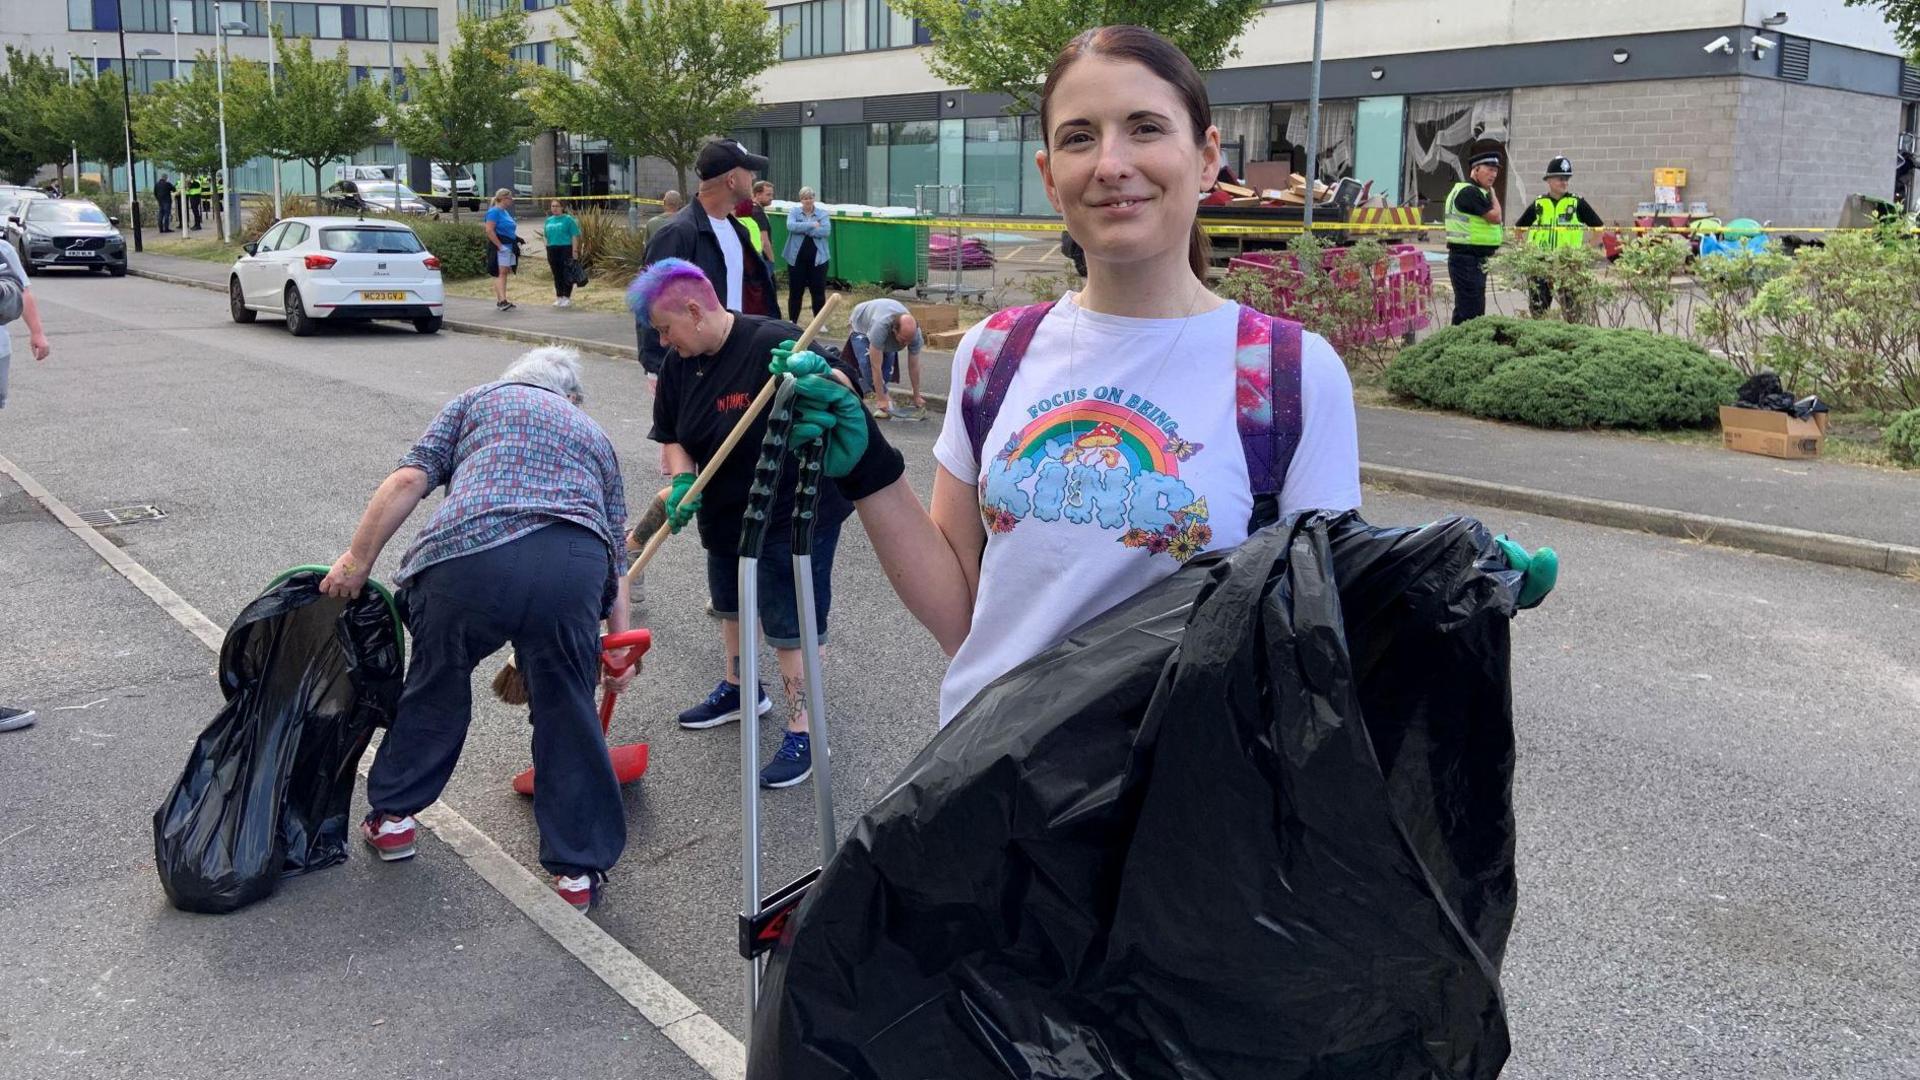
top-left (1886, 408), bottom-right (1920, 468)
top-left (410, 220), bottom-right (491, 281)
top-left (1386, 317), bottom-right (1742, 429)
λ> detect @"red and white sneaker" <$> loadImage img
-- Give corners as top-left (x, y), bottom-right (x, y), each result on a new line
top-left (555, 873), bottom-right (603, 912)
top-left (360, 814), bottom-right (418, 861)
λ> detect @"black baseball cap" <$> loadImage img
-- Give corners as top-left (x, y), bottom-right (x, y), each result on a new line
top-left (695, 138), bottom-right (769, 181)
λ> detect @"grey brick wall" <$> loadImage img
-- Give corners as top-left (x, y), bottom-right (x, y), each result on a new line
top-left (1732, 81), bottom-right (1899, 228)
top-left (1507, 78), bottom-right (1740, 226)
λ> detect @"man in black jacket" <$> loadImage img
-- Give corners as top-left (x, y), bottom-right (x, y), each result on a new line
top-left (637, 138), bottom-right (779, 376)
top-left (154, 174), bottom-right (176, 233)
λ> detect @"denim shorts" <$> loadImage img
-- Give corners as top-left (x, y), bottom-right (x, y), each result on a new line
top-left (845, 332), bottom-right (899, 393)
top-left (705, 517), bottom-right (841, 649)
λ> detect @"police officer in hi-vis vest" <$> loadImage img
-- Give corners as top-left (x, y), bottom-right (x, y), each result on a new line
top-left (1445, 150), bottom-right (1504, 325)
top-left (1513, 156), bottom-right (1605, 317)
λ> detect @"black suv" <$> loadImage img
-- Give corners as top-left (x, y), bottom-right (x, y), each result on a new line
top-left (19, 199), bottom-right (127, 276)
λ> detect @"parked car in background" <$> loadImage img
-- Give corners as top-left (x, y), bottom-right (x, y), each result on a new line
top-left (228, 216), bottom-right (444, 336)
top-left (320, 180), bottom-right (437, 217)
top-left (428, 163), bottom-right (482, 211)
top-left (16, 198), bottom-right (126, 276)
top-left (0, 186), bottom-right (51, 251)
top-left (335, 163), bottom-right (397, 185)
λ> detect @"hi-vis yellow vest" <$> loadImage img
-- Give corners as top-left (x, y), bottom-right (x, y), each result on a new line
top-left (1529, 194), bottom-right (1584, 248)
top-left (739, 215), bottom-right (764, 255)
top-left (1446, 182), bottom-right (1503, 247)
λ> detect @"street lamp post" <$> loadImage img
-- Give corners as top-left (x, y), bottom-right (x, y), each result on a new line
top-left (114, 18), bottom-right (149, 253)
top-left (171, 18), bottom-right (185, 233)
top-left (1300, 0), bottom-right (1326, 234)
top-left (64, 53), bottom-right (80, 192)
top-left (267, 0), bottom-right (281, 216)
top-left (214, 5), bottom-right (237, 243)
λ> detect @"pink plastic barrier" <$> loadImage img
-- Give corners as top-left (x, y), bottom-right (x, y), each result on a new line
top-left (1227, 244), bottom-right (1433, 346)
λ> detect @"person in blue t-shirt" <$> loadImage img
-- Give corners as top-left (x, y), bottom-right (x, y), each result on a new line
top-left (483, 189), bottom-right (520, 312)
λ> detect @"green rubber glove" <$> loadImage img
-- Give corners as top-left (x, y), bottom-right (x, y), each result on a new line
top-left (1494, 535), bottom-right (1559, 610)
top-left (768, 339), bottom-right (832, 379)
top-left (665, 471), bottom-right (701, 534)
top-left (788, 373), bottom-right (870, 478)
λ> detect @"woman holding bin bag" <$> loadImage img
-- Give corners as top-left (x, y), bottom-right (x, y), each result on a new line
top-left (770, 25), bottom-right (1559, 730)
top-left (784, 188), bottom-right (831, 324)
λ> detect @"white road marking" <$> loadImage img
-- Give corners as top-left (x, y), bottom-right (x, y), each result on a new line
top-left (0, 453), bottom-right (747, 1080)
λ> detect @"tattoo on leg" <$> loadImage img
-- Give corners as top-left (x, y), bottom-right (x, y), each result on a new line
top-left (729, 655), bottom-right (740, 680)
top-left (782, 671), bottom-right (806, 712)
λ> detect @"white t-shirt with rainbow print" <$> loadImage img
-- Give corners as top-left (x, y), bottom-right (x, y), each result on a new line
top-left (931, 293), bottom-right (1362, 727)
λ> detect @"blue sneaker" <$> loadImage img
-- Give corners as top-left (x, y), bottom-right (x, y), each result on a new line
top-left (759, 730), bottom-right (813, 789)
top-left (677, 679), bottom-right (771, 730)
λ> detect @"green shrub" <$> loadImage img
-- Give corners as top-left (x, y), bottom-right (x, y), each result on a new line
top-left (1387, 316), bottom-right (1741, 428)
top-left (411, 220), bottom-right (490, 280)
top-left (1886, 408), bottom-right (1920, 467)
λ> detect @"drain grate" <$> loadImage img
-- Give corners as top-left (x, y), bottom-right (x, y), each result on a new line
top-left (77, 504), bottom-right (167, 528)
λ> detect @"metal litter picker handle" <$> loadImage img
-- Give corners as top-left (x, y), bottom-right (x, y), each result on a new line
top-left (733, 377), bottom-right (797, 1049)
top-left (788, 436), bottom-right (837, 867)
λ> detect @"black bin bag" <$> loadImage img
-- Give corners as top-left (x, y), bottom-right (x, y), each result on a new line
top-left (749, 512), bottom-right (1523, 1079)
top-left (154, 569), bottom-right (405, 914)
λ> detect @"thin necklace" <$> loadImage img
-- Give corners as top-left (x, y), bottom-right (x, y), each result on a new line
top-left (1065, 279), bottom-right (1207, 442)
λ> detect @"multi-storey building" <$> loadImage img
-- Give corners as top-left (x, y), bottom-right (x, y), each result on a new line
top-left (0, 0), bottom-right (449, 194)
top-left (514, 0), bottom-right (1919, 225)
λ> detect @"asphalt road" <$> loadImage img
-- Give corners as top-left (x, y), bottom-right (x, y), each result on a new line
top-left (3, 273), bottom-right (1917, 1078)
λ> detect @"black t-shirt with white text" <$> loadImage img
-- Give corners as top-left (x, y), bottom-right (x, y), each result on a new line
top-left (649, 314), bottom-right (879, 553)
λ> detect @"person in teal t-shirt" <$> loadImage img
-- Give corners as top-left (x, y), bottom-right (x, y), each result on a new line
top-left (543, 200), bottom-right (582, 307)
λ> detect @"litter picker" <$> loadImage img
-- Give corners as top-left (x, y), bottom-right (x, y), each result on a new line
top-left (732, 376), bottom-right (841, 1053)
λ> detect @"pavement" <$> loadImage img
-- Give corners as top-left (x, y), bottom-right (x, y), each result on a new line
top-left (126, 250), bottom-right (1920, 565)
top-left (6, 268), bottom-right (1919, 1078)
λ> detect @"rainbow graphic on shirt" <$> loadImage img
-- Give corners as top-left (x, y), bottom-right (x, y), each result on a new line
top-left (980, 387), bottom-right (1215, 563)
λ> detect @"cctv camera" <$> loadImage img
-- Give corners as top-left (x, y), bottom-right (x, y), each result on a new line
top-left (1752, 36), bottom-right (1776, 50)
top-left (1704, 35), bottom-right (1732, 54)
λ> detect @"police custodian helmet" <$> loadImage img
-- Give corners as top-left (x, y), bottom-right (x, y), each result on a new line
top-left (1544, 156), bottom-right (1574, 179)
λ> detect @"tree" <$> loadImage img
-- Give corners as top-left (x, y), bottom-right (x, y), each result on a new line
top-left (0, 47), bottom-right (76, 186)
top-left (136, 51), bottom-right (271, 240)
top-left (888, 0), bottom-right (1266, 116)
top-left (533, 0), bottom-right (781, 194)
top-left (50, 69), bottom-right (135, 196)
top-left (263, 33), bottom-right (387, 198)
top-left (1845, 0), bottom-right (1920, 60)
top-left (389, 10), bottom-right (538, 220)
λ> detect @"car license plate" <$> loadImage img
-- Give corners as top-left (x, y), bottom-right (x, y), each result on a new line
top-left (61, 251), bottom-right (98, 260)
top-left (360, 291), bottom-right (406, 301)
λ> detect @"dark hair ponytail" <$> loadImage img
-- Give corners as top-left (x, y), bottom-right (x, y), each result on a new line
top-left (1040, 25), bottom-right (1217, 285)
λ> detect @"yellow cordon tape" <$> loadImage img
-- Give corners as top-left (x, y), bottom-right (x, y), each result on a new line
top-left (526, 197), bottom-right (1901, 237)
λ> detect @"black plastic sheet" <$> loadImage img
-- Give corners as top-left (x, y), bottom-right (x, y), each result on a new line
top-left (154, 570), bottom-right (404, 914)
top-left (750, 512), bottom-right (1523, 1079)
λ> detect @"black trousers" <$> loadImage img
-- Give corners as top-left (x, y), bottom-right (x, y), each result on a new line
top-left (1528, 278), bottom-right (1553, 317)
top-left (189, 198), bottom-right (203, 230)
top-left (366, 523), bottom-right (624, 878)
top-left (1448, 251), bottom-right (1488, 325)
top-left (546, 243), bottom-right (574, 298)
top-left (787, 258), bottom-right (827, 324)
top-left (157, 198), bottom-right (172, 232)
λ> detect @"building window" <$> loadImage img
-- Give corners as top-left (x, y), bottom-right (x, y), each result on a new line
top-left (885, 120), bottom-right (938, 207)
top-left (774, 0), bottom-right (912, 58)
top-left (820, 123), bottom-right (869, 205)
top-left (1268, 99), bottom-right (1356, 186)
top-left (963, 116), bottom-right (1023, 215)
top-left (1404, 92), bottom-right (1509, 220)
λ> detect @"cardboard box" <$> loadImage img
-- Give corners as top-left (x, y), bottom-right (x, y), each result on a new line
top-left (907, 302), bottom-right (960, 335)
top-left (1719, 406), bottom-right (1829, 459)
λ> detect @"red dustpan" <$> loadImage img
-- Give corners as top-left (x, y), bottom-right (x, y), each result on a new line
top-left (512, 628), bottom-right (653, 795)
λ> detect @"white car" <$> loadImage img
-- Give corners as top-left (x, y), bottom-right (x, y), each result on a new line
top-left (228, 216), bottom-right (444, 336)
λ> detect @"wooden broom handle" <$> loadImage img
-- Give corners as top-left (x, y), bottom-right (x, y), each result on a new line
top-left (623, 292), bottom-right (844, 583)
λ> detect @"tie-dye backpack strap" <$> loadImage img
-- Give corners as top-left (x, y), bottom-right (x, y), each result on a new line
top-left (962, 302), bottom-right (1056, 466)
top-left (1234, 306), bottom-right (1305, 497)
